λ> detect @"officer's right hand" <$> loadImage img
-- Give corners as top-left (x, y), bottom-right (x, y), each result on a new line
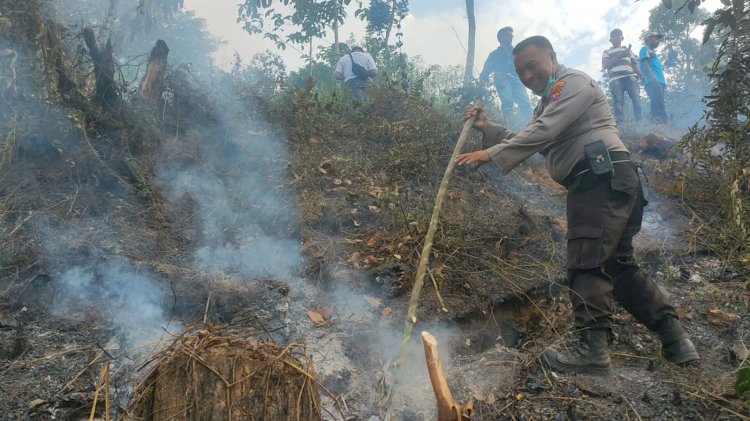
top-left (464, 105), bottom-right (488, 132)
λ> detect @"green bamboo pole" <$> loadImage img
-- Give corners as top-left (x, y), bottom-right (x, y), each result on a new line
top-left (384, 100), bottom-right (482, 420)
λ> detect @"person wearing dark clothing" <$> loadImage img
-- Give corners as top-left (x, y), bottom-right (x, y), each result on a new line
top-left (480, 27), bottom-right (533, 129)
top-left (456, 36), bottom-right (699, 376)
top-left (602, 29), bottom-right (643, 123)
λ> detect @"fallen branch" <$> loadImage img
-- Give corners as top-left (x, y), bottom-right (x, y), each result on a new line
top-left (57, 350), bottom-right (103, 396)
top-left (0, 347), bottom-right (91, 378)
top-left (427, 267), bottom-right (449, 313)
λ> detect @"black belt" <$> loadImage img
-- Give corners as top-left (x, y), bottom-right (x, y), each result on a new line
top-left (564, 151), bottom-right (631, 186)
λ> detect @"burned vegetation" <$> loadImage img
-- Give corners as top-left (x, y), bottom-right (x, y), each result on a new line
top-left (0, 0), bottom-right (748, 420)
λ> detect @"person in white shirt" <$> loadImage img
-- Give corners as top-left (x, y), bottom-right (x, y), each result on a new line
top-left (334, 46), bottom-right (378, 102)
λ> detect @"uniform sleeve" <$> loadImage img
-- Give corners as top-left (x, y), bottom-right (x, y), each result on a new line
top-left (482, 122), bottom-right (516, 149)
top-left (486, 74), bottom-right (596, 173)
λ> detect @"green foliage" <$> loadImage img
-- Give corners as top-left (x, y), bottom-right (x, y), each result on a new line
top-left (232, 51), bottom-right (288, 100)
top-left (671, 0), bottom-right (750, 263)
top-left (736, 366), bottom-right (750, 403)
top-left (355, 0), bottom-right (409, 49)
top-left (238, 0), bottom-right (352, 53)
top-left (646, 4), bottom-right (719, 125)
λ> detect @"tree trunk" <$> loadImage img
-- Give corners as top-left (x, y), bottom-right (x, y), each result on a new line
top-left (383, 0), bottom-right (398, 56)
top-left (463, 0), bottom-right (476, 87)
top-left (333, 0), bottom-right (339, 56)
top-left (140, 39), bottom-right (169, 101)
top-left (309, 37), bottom-right (313, 78)
top-left (83, 27), bottom-right (120, 109)
top-left (98, 0), bottom-right (120, 46)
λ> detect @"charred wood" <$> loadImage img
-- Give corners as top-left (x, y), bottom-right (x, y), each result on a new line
top-left (140, 39), bottom-right (169, 101)
top-left (82, 27), bottom-right (120, 110)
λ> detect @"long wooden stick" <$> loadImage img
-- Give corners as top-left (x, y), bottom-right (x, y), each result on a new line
top-left (104, 362), bottom-right (110, 421)
top-left (385, 101), bottom-right (482, 419)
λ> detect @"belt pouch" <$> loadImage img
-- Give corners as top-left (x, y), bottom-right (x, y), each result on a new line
top-left (584, 140), bottom-right (614, 175)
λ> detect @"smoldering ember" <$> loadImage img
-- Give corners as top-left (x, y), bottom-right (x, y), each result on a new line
top-left (0, 0), bottom-right (748, 420)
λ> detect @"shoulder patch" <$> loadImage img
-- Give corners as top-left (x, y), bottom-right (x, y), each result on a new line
top-left (548, 80), bottom-right (566, 103)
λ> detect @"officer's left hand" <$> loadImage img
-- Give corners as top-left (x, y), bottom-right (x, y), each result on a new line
top-left (455, 150), bottom-right (491, 166)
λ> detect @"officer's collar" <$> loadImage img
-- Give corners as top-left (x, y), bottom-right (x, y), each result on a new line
top-left (540, 65), bottom-right (566, 100)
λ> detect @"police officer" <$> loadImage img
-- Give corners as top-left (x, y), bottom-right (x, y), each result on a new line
top-left (456, 36), bottom-right (699, 375)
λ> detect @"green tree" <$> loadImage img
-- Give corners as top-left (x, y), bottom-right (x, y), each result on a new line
top-left (645, 4), bottom-right (719, 125)
top-left (661, 0), bottom-right (750, 262)
top-left (354, 0), bottom-right (409, 58)
top-left (238, 0), bottom-right (352, 64)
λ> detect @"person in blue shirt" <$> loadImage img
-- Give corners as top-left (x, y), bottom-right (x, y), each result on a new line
top-left (639, 31), bottom-right (667, 123)
top-left (480, 27), bottom-right (532, 129)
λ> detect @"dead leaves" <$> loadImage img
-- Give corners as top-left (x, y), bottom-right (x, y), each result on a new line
top-left (364, 295), bottom-right (382, 308)
top-left (308, 297), bottom-right (391, 326)
top-left (317, 160), bottom-right (333, 174)
top-left (307, 306), bottom-right (335, 327)
top-left (348, 252), bottom-right (361, 268)
top-left (346, 252), bottom-right (383, 267)
top-left (707, 308), bottom-right (739, 327)
top-left (366, 233), bottom-right (380, 247)
top-left (306, 310), bottom-right (326, 326)
top-left (329, 178), bottom-right (352, 194)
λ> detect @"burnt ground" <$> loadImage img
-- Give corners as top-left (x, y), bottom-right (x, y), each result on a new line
top-left (0, 4), bottom-right (748, 418)
top-left (1, 121), bottom-right (748, 420)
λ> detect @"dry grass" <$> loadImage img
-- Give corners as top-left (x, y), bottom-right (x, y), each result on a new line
top-left (125, 326), bottom-right (327, 421)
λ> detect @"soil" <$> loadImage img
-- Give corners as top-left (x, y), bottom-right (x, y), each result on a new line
top-left (0, 2), bottom-right (748, 420)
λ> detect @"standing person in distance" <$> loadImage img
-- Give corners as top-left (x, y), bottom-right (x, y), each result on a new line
top-left (479, 26), bottom-right (533, 130)
top-left (334, 46), bottom-right (378, 102)
top-left (639, 31), bottom-right (668, 123)
top-left (602, 29), bottom-right (643, 124)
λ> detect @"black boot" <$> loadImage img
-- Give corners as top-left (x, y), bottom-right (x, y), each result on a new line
top-left (543, 329), bottom-right (612, 376)
top-left (657, 316), bottom-right (700, 364)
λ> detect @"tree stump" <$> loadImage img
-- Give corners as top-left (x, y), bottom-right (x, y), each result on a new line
top-left (421, 331), bottom-right (473, 421)
top-left (140, 40), bottom-right (169, 101)
top-left (82, 27), bottom-right (120, 109)
top-left (126, 330), bottom-right (322, 420)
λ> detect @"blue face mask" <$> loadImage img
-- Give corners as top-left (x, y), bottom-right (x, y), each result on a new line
top-left (540, 76), bottom-right (556, 98)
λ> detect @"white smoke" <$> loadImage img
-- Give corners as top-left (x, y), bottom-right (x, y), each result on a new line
top-left (54, 259), bottom-right (174, 351)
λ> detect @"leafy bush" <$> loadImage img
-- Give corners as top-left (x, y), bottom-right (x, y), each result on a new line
top-left (676, 1), bottom-right (750, 264)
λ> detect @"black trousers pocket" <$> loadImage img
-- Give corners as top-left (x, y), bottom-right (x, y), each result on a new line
top-left (566, 226), bottom-right (604, 270)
